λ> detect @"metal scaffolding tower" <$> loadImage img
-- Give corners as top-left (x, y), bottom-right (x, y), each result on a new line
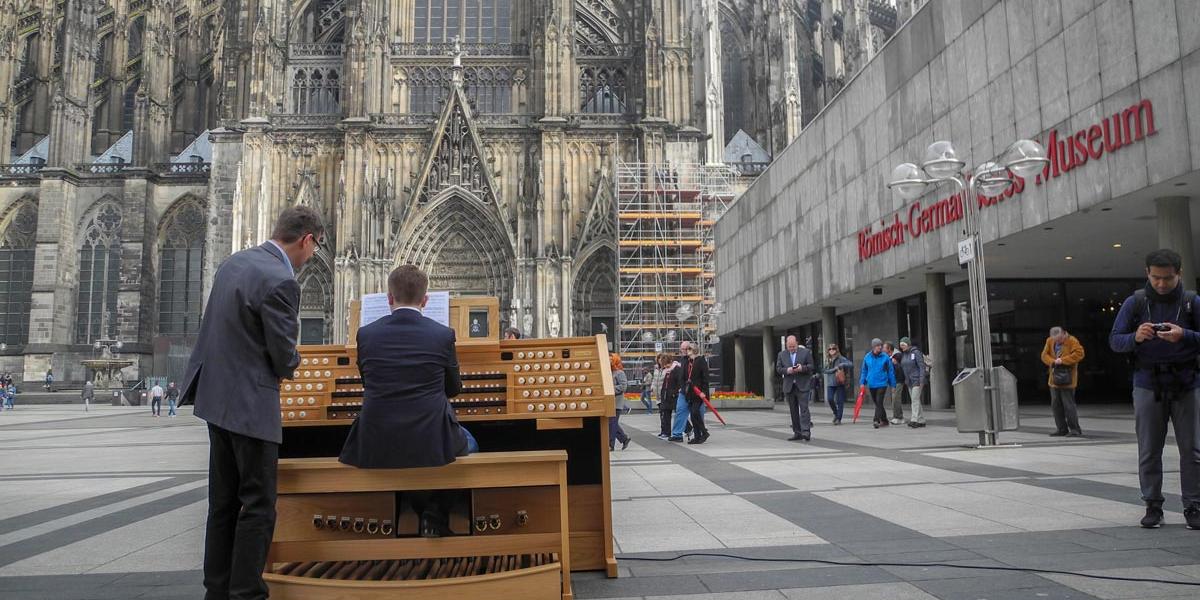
top-left (615, 161), bottom-right (737, 380)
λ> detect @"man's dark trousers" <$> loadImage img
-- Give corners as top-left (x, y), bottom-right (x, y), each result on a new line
top-left (204, 424), bottom-right (278, 600)
top-left (1133, 387), bottom-right (1200, 508)
top-left (784, 388), bottom-right (811, 437)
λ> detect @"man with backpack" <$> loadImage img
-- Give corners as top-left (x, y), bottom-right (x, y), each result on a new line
top-left (1109, 249), bottom-right (1200, 530)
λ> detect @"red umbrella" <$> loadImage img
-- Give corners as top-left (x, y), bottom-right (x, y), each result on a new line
top-left (694, 385), bottom-right (727, 426)
top-left (852, 385), bottom-right (867, 423)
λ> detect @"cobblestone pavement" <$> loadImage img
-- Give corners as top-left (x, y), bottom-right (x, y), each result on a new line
top-left (1, 403), bottom-right (1199, 599)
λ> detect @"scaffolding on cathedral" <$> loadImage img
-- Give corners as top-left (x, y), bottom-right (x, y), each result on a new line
top-left (615, 161), bottom-right (737, 381)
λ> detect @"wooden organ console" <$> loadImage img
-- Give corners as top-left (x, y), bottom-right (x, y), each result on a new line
top-left (271, 296), bottom-right (617, 599)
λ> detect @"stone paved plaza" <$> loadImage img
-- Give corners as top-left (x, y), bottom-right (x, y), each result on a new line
top-left (2, 403), bottom-right (1200, 599)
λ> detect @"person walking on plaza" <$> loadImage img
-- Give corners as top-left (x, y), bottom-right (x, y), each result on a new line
top-left (885, 341), bottom-right (906, 425)
top-left (43, 368), bottom-right (52, 392)
top-left (776, 335), bottom-right (814, 441)
top-left (860, 338), bottom-right (896, 428)
top-left (638, 364), bottom-right (655, 414)
top-left (1110, 249), bottom-right (1200, 530)
top-left (647, 358), bottom-right (666, 417)
top-left (823, 344), bottom-right (853, 425)
top-left (609, 354), bottom-right (632, 451)
top-left (658, 353), bottom-right (681, 439)
top-left (182, 206), bottom-right (324, 600)
top-left (898, 337), bottom-right (927, 428)
top-left (150, 382), bottom-right (164, 417)
top-left (165, 381), bottom-right (179, 417)
top-left (4, 381), bottom-right (15, 409)
top-left (1041, 327), bottom-right (1084, 437)
top-left (82, 380), bottom-right (94, 412)
top-left (672, 342), bottom-right (710, 444)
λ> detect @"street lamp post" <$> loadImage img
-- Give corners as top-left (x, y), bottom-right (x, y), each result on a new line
top-left (888, 140), bottom-right (1049, 446)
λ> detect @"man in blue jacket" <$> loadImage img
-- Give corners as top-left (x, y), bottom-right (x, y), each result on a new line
top-left (860, 338), bottom-right (896, 428)
top-left (1109, 249), bottom-right (1200, 530)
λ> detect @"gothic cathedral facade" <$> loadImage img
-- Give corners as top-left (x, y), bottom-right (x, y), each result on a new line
top-left (0, 0), bottom-right (922, 384)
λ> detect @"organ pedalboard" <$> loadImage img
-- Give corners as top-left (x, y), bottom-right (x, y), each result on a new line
top-left (279, 336), bottom-right (615, 425)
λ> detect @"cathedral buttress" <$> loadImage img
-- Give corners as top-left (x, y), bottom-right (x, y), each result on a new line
top-left (47, 0), bottom-right (98, 166)
top-left (133, 0), bottom-right (176, 166)
top-left (0, 0), bottom-right (19, 163)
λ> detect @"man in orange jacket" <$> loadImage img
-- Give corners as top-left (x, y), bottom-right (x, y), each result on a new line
top-left (1041, 326), bottom-right (1085, 437)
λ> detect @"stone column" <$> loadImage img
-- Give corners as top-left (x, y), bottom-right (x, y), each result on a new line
top-left (821, 306), bottom-right (837, 352)
top-left (733, 335), bottom-right (746, 391)
top-left (761, 325), bottom-right (775, 401)
top-left (925, 272), bottom-right (952, 409)
top-left (1156, 197), bottom-right (1196, 288)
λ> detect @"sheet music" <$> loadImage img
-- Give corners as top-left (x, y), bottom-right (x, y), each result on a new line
top-left (425, 291), bottom-right (451, 327)
top-left (359, 293), bottom-right (391, 328)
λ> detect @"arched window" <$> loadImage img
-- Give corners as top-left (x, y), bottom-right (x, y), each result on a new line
top-left (291, 68), bottom-right (341, 114)
top-left (413, 0), bottom-right (512, 43)
top-left (579, 66), bottom-right (626, 113)
top-left (128, 17), bottom-right (145, 60)
top-left (122, 80), bottom-right (139, 133)
top-left (157, 198), bottom-right (206, 336)
top-left (0, 199), bottom-right (38, 346)
top-left (76, 202), bottom-right (123, 344)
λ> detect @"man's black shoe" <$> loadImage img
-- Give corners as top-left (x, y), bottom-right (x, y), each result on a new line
top-left (1185, 505), bottom-right (1200, 530)
top-left (1141, 503), bottom-right (1164, 529)
top-left (667, 436), bottom-right (684, 442)
top-left (800, 434), bottom-right (811, 442)
top-left (687, 435), bottom-right (706, 445)
top-left (787, 435), bottom-right (803, 441)
top-left (621, 438), bottom-right (631, 451)
top-left (1049, 431), bottom-right (1068, 437)
top-left (420, 513), bottom-right (453, 538)
top-left (1066, 432), bottom-right (1083, 437)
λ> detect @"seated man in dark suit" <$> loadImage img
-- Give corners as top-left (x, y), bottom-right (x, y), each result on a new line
top-left (339, 264), bottom-right (478, 535)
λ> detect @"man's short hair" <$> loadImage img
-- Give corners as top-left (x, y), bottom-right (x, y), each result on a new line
top-left (1146, 249), bottom-right (1183, 273)
top-left (271, 206), bottom-right (325, 244)
top-left (503, 326), bottom-right (522, 339)
top-left (1049, 326), bottom-right (1064, 337)
top-left (388, 265), bottom-right (428, 305)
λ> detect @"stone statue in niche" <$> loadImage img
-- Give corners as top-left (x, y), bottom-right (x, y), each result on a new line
top-left (548, 302), bottom-right (561, 338)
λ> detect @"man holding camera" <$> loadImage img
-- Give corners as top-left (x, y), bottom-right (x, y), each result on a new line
top-left (1110, 249), bottom-right (1200, 530)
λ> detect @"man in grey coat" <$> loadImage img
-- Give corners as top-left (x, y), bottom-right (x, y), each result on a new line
top-left (775, 335), bottom-right (815, 441)
top-left (81, 380), bottom-right (94, 412)
top-left (181, 206), bottom-right (324, 600)
top-left (898, 337), bottom-right (927, 428)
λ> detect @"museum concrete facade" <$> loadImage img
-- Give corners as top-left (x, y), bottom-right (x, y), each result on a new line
top-left (715, 0), bottom-right (1200, 407)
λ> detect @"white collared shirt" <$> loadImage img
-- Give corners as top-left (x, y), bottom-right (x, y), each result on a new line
top-left (393, 306), bottom-right (422, 314)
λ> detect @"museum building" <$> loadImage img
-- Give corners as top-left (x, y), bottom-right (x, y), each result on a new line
top-left (714, 0), bottom-right (1200, 407)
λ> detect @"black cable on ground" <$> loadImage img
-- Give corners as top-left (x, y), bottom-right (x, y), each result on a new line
top-left (616, 551), bottom-right (1200, 586)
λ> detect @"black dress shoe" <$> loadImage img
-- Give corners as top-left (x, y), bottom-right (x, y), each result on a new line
top-left (801, 434), bottom-right (811, 442)
top-left (667, 436), bottom-right (684, 442)
top-left (621, 438), bottom-right (631, 450)
top-left (1049, 431), bottom-right (1068, 437)
top-left (787, 435), bottom-right (802, 441)
top-left (420, 513), bottom-right (453, 538)
top-left (687, 435), bottom-right (706, 444)
top-left (1066, 432), bottom-right (1083, 437)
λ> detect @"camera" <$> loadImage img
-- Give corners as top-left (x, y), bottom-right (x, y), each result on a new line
top-left (1151, 323), bottom-right (1172, 332)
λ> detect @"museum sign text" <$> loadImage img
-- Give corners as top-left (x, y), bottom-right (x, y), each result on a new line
top-left (857, 98), bottom-right (1157, 261)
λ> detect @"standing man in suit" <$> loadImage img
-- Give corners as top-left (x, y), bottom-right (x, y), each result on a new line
top-left (183, 206), bottom-right (324, 600)
top-left (339, 265), bottom-right (478, 535)
top-left (776, 335), bottom-right (815, 441)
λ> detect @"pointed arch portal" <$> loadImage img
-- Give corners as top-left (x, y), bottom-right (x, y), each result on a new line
top-left (395, 194), bottom-right (515, 312)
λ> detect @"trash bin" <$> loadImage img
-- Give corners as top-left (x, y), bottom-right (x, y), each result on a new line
top-left (952, 366), bottom-right (1019, 433)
